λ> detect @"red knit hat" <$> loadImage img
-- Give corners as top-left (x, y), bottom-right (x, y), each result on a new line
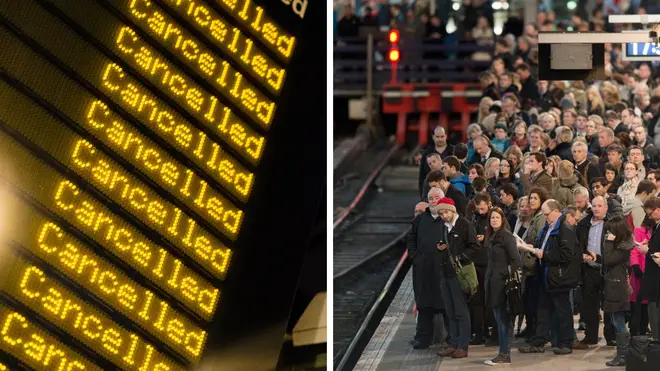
top-left (436, 198), bottom-right (456, 213)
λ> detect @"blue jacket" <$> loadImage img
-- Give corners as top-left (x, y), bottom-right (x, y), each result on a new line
top-left (449, 174), bottom-right (471, 194)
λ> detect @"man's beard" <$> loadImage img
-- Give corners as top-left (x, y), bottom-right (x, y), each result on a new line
top-left (429, 205), bottom-right (441, 215)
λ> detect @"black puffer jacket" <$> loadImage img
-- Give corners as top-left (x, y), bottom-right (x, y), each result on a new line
top-left (601, 234), bottom-right (634, 313)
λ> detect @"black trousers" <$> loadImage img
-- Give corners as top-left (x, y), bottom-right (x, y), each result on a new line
top-left (415, 307), bottom-right (449, 345)
top-left (630, 302), bottom-right (650, 336)
top-left (532, 288), bottom-right (573, 349)
top-left (469, 265), bottom-right (491, 337)
top-left (581, 268), bottom-right (603, 343)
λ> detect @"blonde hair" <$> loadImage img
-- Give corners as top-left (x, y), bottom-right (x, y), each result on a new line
top-left (557, 160), bottom-right (575, 180)
top-left (485, 157), bottom-right (500, 178)
top-left (478, 97), bottom-right (494, 123)
top-left (556, 126), bottom-right (574, 143)
top-left (586, 86), bottom-right (605, 113)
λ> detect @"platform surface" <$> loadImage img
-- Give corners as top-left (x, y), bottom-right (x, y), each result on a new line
top-left (354, 270), bottom-right (620, 371)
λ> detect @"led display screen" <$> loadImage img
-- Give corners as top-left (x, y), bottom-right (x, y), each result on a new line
top-left (624, 42), bottom-right (660, 60)
top-left (0, 0), bottom-right (325, 369)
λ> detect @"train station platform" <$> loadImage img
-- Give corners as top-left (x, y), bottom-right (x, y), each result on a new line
top-left (354, 270), bottom-right (619, 371)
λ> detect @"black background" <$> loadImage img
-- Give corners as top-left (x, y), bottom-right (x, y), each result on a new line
top-left (0, 0), bottom-right (327, 369)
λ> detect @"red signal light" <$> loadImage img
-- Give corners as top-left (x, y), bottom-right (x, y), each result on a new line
top-left (388, 30), bottom-right (399, 44)
top-left (388, 48), bottom-right (400, 63)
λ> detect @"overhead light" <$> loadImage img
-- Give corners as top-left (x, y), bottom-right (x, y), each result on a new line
top-left (502, 2), bottom-right (509, 10)
top-left (452, 2), bottom-right (460, 11)
top-left (567, 1), bottom-right (577, 10)
top-left (492, 2), bottom-right (502, 10)
top-left (494, 26), bottom-right (503, 35)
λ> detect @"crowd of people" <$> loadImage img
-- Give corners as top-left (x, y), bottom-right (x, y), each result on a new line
top-left (405, 2), bottom-right (660, 368)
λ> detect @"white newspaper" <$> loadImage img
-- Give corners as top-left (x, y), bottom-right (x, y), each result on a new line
top-left (514, 234), bottom-right (536, 253)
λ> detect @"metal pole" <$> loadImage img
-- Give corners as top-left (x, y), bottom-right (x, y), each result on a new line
top-left (366, 32), bottom-right (374, 130)
top-left (391, 62), bottom-right (397, 84)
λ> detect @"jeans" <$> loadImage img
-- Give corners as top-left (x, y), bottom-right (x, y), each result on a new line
top-left (440, 275), bottom-right (471, 350)
top-left (493, 303), bottom-right (513, 356)
top-left (608, 311), bottom-right (627, 334)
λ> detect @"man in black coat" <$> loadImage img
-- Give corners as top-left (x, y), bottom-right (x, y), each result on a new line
top-left (573, 196), bottom-right (615, 348)
top-left (407, 188), bottom-right (450, 349)
top-left (519, 199), bottom-right (579, 355)
top-left (435, 198), bottom-right (480, 359)
top-left (639, 197), bottom-right (660, 340)
top-left (429, 170), bottom-right (468, 217)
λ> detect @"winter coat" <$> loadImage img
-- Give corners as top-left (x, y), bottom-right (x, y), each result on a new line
top-left (521, 211), bottom-right (546, 276)
top-left (449, 173), bottom-right (471, 195)
top-left (439, 215), bottom-right (481, 277)
top-left (553, 175), bottom-right (580, 209)
top-left (406, 210), bottom-right (447, 309)
top-left (601, 233), bottom-right (634, 313)
top-left (550, 142), bottom-right (573, 161)
top-left (631, 227), bottom-right (650, 304)
top-left (484, 229), bottom-right (521, 308)
top-left (535, 216), bottom-right (580, 292)
top-left (520, 169), bottom-right (553, 197)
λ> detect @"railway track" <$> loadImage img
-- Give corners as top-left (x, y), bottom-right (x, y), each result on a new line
top-left (332, 140), bottom-right (417, 369)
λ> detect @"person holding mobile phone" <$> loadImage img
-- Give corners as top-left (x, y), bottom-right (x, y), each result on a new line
top-left (406, 188), bottom-right (451, 350)
top-left (434, 198), bottom-right (480, 359)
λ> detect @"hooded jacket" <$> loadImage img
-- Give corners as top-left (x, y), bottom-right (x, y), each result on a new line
top-left (552, 174), bottom-right (581, 209)
top-left (449, 173), bottom-right (471, 195)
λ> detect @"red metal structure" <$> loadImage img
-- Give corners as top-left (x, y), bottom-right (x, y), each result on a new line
top-left (381, 83), bottom-right (482, 146)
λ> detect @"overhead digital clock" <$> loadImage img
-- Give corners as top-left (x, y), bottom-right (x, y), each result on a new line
top-left (623, 42), bottom-right (660, 61)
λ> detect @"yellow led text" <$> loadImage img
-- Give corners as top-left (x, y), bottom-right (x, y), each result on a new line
top-left (70, 138), bottom-right (235, 275)
top-left (85, 99), bottom-right (254, 203)
top-left (198, 0), bottom-right (296, 60)
top-left (52, 179), bottom-right (220, 320)
top-left (113, 24), bottom-right (275, 129)
top-left (99, 62), bottom-right (265, 164)
top-left (8, 262), bottom-right (183, 371)
top-left (34, 221), bottom-right (207, 362)
top-left (127, 0), bottom-right (286, 94)
top-left (0, 308), bottom-right (102, 371)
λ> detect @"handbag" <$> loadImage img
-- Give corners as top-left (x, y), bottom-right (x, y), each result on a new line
top-left (504, 266), bottom-right (523, 315)
top-left (447, 247), bottom-right (478, 297)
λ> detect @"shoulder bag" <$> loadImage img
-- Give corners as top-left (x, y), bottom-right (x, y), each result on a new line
top-left (447, 247), bottom-right (478, 297)
top-left (505, 265), bottom-right (523, 316)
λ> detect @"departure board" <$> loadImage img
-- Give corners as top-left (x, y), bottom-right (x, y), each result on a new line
top-left (0, 0), bottom-right (325, 370)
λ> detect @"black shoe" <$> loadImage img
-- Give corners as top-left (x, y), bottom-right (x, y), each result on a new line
top-left (577, 322), bottom-right (586, 331)
top-left (553, 347), bottom-right (572, 355)
top-left (606, 340), bottom-right (617, 347)
top-left (518, 346), bottom-right (545, 353)
top-left (411, 340), bottom-right (430, 349)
